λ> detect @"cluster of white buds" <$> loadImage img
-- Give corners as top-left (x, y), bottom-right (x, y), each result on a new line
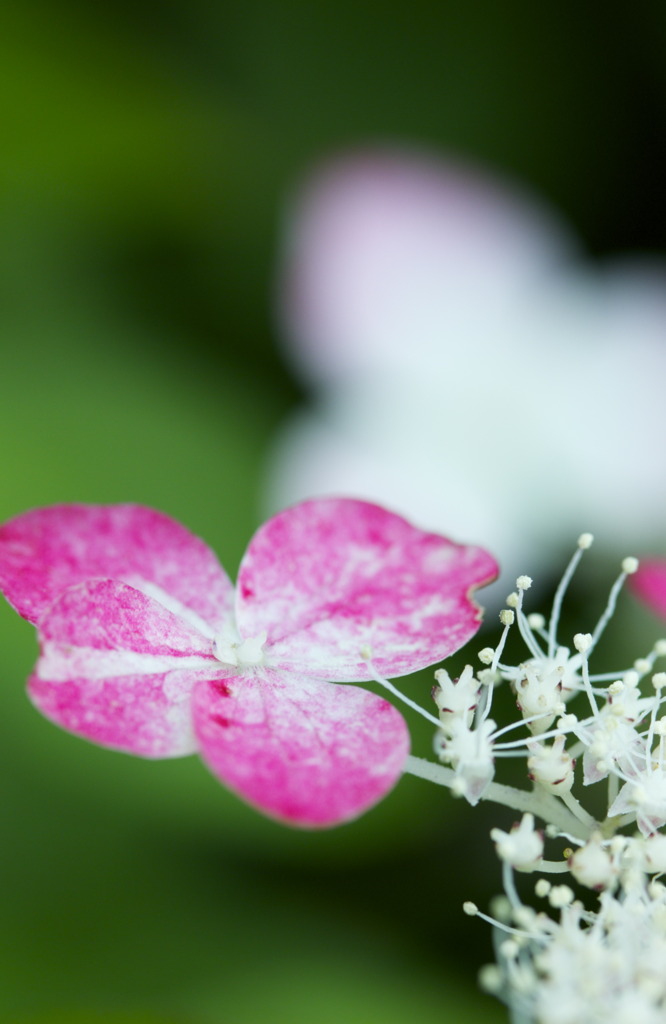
top-left (403, 534), bottom-right (666, 1021)
top-left (470, 822), bottom-right (666, 1022)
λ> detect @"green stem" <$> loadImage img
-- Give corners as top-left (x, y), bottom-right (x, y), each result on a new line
top-left (404, 755), bottom-right (593, 841)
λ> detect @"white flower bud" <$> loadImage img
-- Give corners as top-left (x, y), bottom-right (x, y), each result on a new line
top-left (569, 834), bottom-right (615, 890)
top-left (642, 834), bottom-right (666, 874)
top-left (527, 736), bottom-right (575, 794)
top-left (490, 814), bottom-right (544, 872)
top-left (548, 885), bottom-right (575, 908)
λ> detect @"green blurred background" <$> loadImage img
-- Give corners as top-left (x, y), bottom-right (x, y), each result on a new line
top-left (2, 1), bottom-right (666, 1021)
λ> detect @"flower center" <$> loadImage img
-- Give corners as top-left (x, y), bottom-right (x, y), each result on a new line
top-left (213, 628), bottom-right (267, 668)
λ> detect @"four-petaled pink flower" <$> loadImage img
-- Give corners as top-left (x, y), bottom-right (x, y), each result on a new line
top-left (0, 499), bottom-right (497, 827)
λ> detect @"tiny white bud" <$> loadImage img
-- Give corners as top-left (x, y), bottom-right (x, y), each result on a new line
top-left (548, 885), bottom-right (574, 908)
top-left (499, 939), bottom-right (519, 959)
top-left (516, 575), bottom-right (532, 591)
top-left (478, 964), bottom-right (503, 994)
top-left (534, 879), bottom-right (551, 898)
top-left (643, 834), bottom-right (666, 873)
top-left (569, 834), bottom-right (614, 890)
top-left (577, 533), bottom-right (594, 549)
top-left (491, 814), bottom-right (544, 871)
top-left (478, 647), bottom-right (495, 665)
top-left (608, 680), bottom-right (624, 695)
top-left (490, 895), bottom-right (512, 923)
top-left (527, 612), bottom-right (545, 629)
top-left (573, 632), bottom-right (593, 654)
top-left (512, 906), bottom-right (536, 929)
top-left (622, 556), bottom-right (639, 574)
top-left (463, 901), bottom-right (478, 916)
top-left (500, 609), bottom-right (515, 626)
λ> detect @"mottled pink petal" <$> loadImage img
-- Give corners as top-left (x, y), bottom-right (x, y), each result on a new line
top-left (236, 499), bottom-right (498, 681)
top-left (30, 580), bottom-right (219, 757)
top-left (192, 668), bottom-right (409, 827)
top-left (29, 667), bottom-right (208, 758)
top-left (630, 560), bottom-right (666, 620)
top-left (0, 504), bottom-right (233, 631)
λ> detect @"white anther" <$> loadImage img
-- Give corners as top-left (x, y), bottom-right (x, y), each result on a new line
top-left (622, 556), bottom-right (639, 574)
top-left (527, 613), bottom-right (545, 629)
top-left (578, 533), bottom-right (594, 549)
top-left (478, 647), bottom-right (495, 665)
top-left (500, 609), bottom-right (515, 626)
top-left (573, 632), bottom-right (593, 654)
top-left (655, 640), bottom-right (666, 657)
top-left (653, 672), bottom-right (666, 691)
top-left (463, 901), bottom-right (478, 916)
top-left (534, 879), bottom-right (551, 898)
top-left (634, 658), bottom-right (651, 674)
top-left (516, 575), bottom-right (532, 591)
top-left (506, 592), bottom-right (520, 608)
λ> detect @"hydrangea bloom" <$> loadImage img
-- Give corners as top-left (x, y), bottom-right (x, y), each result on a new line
top-left (417, 537), bottom-right (666, 1020)
top-left (0, 499), bottom-right (497, 827)
top-left (269, 147), bottom-right (666, 574)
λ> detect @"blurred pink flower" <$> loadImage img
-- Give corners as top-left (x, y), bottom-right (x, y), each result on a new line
top-left (630, 561), bottom-right (666, 621)
top-left (0, 500), bottom-right (496, 827)
top-left (268, 148), bottom-right (666, 578)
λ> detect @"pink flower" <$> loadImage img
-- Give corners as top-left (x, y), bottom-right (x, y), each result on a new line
top-left (0, 499), bottom-right (497, 827)
top-left (630, 561), bottom-right (666, 621)
top-left (269, 148), bottom-right (666, 575)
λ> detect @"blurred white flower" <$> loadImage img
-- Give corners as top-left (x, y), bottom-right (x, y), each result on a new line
top-left (267, 147), bottom-right (666, 581)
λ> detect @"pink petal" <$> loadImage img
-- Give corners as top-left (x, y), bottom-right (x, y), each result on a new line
top-left (0, 504), bottom-right (234, 631)
top-left (29, 668), bottom-right (207, 758)
top-left (236, 499), bottom-right (498, 680)
top-left (279, 149), bottom-right (571, 383)
top-left (192, 668), bottom-right (409, 827)
top-left (30, 579), bottom-right (219, 757)
top-left (630, 560), bottom-right (666, 620)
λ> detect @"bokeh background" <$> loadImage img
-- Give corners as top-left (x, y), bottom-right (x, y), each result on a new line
top-left (2, 2), bottom-right (666, 1022)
